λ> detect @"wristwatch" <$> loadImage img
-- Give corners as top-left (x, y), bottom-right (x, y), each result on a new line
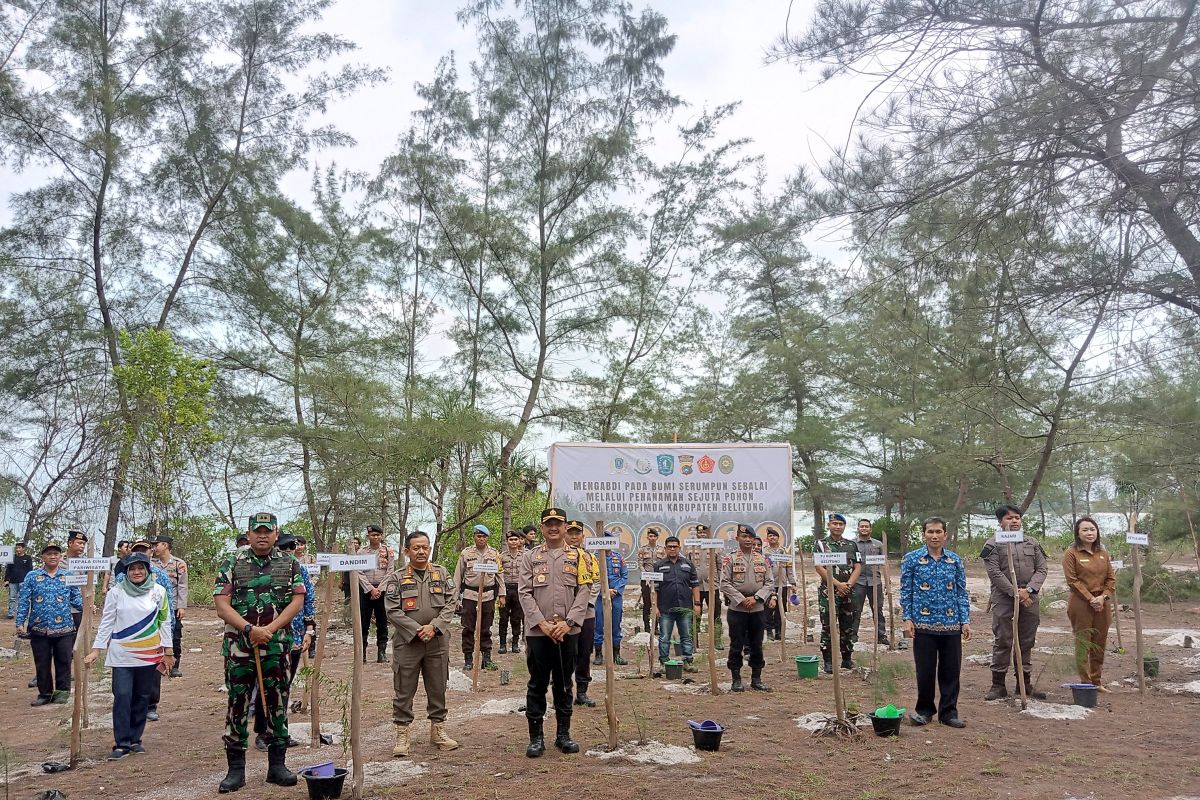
top-left (242, 623), bottom-right (253, 637)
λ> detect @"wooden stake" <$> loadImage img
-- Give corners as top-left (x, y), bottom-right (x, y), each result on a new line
top-left (881, 526), bottom-right (897, 652)
top-left (826, 570), bottom-right (846, 723)
top-left (648, 580), bottom-right (657, 675)
top-left (309, 568), bottom-right (335, 748)
top-left (252, 645), bottom-right (269, 716)
top-left (796, 543), bottom-right (810, 646)
top-left (1111, 562), bottom-right (1124, 653)
top-left (1185, 508), bottom-right (1200, 574)
top-left (82, 538), bottom-right (95, 730)
top-left (1129, 505), bottom-right (1146, 696)
top-left (348, 567), bottom-right (365, 800)
top-left (69, 567), bottom-right (95, 767)
top-left (596, 519), bottom-right (619, 750)
top-left (471, 570), bottom-right (484, 691)
top-left (1007, 541), bottom-right (1028, 709)
top-left (708, 550), bottom-right (718, 695)
top-left (775, 554), bottom-right (787, 663)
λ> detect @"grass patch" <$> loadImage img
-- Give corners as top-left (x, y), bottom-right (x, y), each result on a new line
top-left (980, 763), bottom-right (1004, 777)
top-left (1062, 753), bottom-right (1088, 767)
top-left (1101, 766), bottom-right (1139, 785)
top-left (971, 734), bottom-right (992, 747)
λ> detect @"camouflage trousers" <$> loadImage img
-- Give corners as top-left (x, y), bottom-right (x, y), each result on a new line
top-left (223, 651), bottom-right (290, 751)
top-left (818, 588), bottom-right (856, 660)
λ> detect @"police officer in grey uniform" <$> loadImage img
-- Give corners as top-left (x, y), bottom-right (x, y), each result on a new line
top-left (981, 505), bottom-right (1048, 700)
top-left (720, 524), bottom-right (776, 691)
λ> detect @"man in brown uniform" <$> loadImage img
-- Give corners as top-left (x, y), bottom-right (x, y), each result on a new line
top-left (982, 505), bottom-right (1048, 700)
top-left (384, 531), bottom-right (459, 758)
top-left (358, 524), bottom-right (394, 663)
top-left (762, 527), bottom-right (796, 641)
top-left (637, 528), bottom-right (666, 633)
top-left (453, 524), bottom-right (504, 671)
top-left (498, 531), bottom-right (525, 654)
top-left (566, 521), bottom-right (599, 707)
top-left (686, 523), bottom-right (725, 650)
top-left (518, 508), bottom-right (593, 758)
top-left (720, 524), bottom-right (776, 691)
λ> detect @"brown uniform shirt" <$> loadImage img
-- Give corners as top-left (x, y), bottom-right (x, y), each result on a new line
top-left (720, 550), bottom-right (776, 613)
top-left (518, 544), bottom-right (592, 636)
top-left (982, 536), bottom-right (1048, 601)
top-left (357, 542), bottom-right (394, 592)
top-left (637, 544), bottom-right (666, 573)
top-left (763, 545), bottom-right (796, 588)
top-left (383, 563), bottom-right (457, 644)
top-left (453, 545), bottom-right (504, 601)
top-left (1061, 545), bottom-right (1116, 602)
top-left (685, 544), bottom-right (725, 591)
top-left (500, 548), bottom-right (523, 592)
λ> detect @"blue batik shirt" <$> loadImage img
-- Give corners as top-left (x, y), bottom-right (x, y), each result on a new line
top-left (290, 562), bottom-right (316, 646)
top-left (16, 568), bottom-right (84, 637)
top-left (117, 563), bottom-right (175, 617)
top-left (900, 545), bottom-right (970, 634)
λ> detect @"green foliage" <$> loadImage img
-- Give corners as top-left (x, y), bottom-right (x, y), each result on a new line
top-left (1117, 556), bottom-right (1200, 603)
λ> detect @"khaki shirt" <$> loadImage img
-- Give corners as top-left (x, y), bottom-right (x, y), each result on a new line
top-left (1061, 545), bottom-right (1116, 602)
top-left (685, 544), bottom-right (723, 591)
top-left (383, 564), bottom-right (457, 644)
top-left (637, 544), bottom-right (666, 574)
top-left (453, 545), bottom-right (504, 601)
top-left (763, 545), bottom-right (796, 588)
top-left (500, 548), bottom-right (523, 590)
top-left (720, 550), bottom-right (775, 613)
top-left (982, 536), bottom-right (1048, 600)
top-left (156, 554), bottom-right (189, 609)
top-left (518, 544), bottom-right (592, 636)
top-left (357, 542), bottom-right (394, 592)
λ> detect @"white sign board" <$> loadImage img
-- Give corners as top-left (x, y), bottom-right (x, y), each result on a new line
top-left (995, 531), bottom-right (1025, 544)
top-left (471, 562), bottom-right (499, 574)
top-left (863, 554), bottom-right (886, 566)
top-left (813, 552), bottom-right (848, 567)
top-left (67, 557), bottom-right (113, 573)
top-left (1126, 532), bottom-right (1149, 546)
top-left (327, 554), bottom-right (377, 573)
top-left (0, 546), bottom-right (12, 565)
top-left (683, 538), bottom-right (726, 550)
top-left (641, 570), bottom-right (664, 582)
top-left (1111, 559), bottom-right (1124, 570)
top-left (315, 553), bottom-right (333, 567)
top-left (584, 537), bottom-right (617, 551)
top-left (768, 554), bottom-right (793, 566)
top-left (63, 572), bottom-right (88, 587)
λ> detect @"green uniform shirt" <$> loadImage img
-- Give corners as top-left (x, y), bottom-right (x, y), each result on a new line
top-left (213, 548), bottom-right (304, 658)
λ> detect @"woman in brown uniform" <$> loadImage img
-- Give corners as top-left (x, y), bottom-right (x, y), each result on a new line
top-left (1061, 517), bottom-right (1117, 691)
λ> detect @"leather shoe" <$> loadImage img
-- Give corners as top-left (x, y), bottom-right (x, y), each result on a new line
top-left (940, 717), bottom-right (966, 728)
top-left (908, 712), bottom-right (929, 726)
top-left (31, 696), bottom-right (52, 706)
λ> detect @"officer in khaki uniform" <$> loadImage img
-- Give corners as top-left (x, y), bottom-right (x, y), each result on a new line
top-left (720, 524), bottom-right (776, 691)
top-left (453, 524), bottom-right (504, 671)
top-left (686, 523), bottom-right (725, 649)
top-left (518, 508), bottom-right (593, 758)
top-left (565, 521), bottom-right (600, 707)
top-left (384, 530), bottom-right (459, 757)
top-left (637, 528), bottom-right (666, 633)
top-left (498, 531), bottom-right (526, 654)
top-left (762, 527), bottom-right (795, 641)
top-left (982, 505), bottom-right (1048, 700)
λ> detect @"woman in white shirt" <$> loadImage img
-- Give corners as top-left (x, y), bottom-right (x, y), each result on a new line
top-left (84, 552), bottom-right (174, 760)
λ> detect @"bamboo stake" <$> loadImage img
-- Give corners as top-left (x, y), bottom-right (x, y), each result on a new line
top-left (1008, 541), bottom-right (1028, 709)
top-left (881, 526), bottom-right (897, 652)
top-left (81, 538), bottom-right (94, 730)
top-left (69, 567), bottom-right (95, 767)
top-left (348, 566), bottom-right (364, 800)
top-left (826, 569), bottom-right (846, 723)
top-left (309, 567), bottom-right (335, 748)
top-left (596, 519), bottom-right (618, 750)
top-left (1129, 504), bottom-right (1146, 696)
top-left (648, 579), bottom-right (657, 675)
top-left (775, 554), bottom-right (787, 663)
top-left (471, 570), bottom-right (484, 691)
top-left (708, 550), bottom-right (718, 695)
top-left (796, 542), bottom-right (810, 646)
top-left (1111, 561), bottom-right (1124, 653)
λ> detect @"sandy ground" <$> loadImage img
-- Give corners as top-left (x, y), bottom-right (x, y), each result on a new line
top-left (2, 561), bottom-right (1199, 800)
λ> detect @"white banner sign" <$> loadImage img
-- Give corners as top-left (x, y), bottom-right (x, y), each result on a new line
top-left (327, 554), bottom-right (377, 573)
top-left (1111, 559), bottom-right (1124, 570)
top-left (995, 531), bottom-right (1025, 544)
top-left (63, 572), bottom-right (88, 586)
top-left (550, 442), bottom-right (795, 558)
top-left (315, 553), bottom-right (333, 567)
top-left (863, 554), bottom-right (886, 566)
top-left (584, 537), bottom-right (617, 551)
top-left (683, 538), bottom-right (727, 550)
top-left (768, 553), bottom-right (793, 566)
top-left (1126, 532), bottom-right (1149, 546)
top-left (814, 552), bottom-right (848, 567)
top-left (471, 562), bottom-right (499, 574)
top-left (0, 546), bottom-right (12, 565)
top-left (641, 571), bottom-right (664, 582)
top-left (67, 557), bottom-right (113, 573)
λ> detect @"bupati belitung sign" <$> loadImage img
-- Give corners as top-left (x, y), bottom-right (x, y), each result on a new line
top-left (548, 442), bottom-right (796, 559)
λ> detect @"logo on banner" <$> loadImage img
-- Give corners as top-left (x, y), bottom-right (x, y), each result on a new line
top-left (679, 454), bottom-right (694, 475)
top-left (611, 456), bottom-right (629, 474)
top-left (697, 454), bottom-right (715, 473)
top-left (657, 454), bottom-right (674, 476)
top-left (718, 455), bottom-right (734, 474)
top-left (635, 458), bottom-right (652, 475)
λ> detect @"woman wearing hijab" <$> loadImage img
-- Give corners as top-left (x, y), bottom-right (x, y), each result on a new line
top-left (1061, 516), bottom-right (1117, 691)
top-left (84, 552), bottom-right (174, 759)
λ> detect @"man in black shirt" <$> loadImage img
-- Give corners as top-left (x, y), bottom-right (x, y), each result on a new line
top-left (652, 537), bottom-right (701, 671)
top-left (5, 542), bottom-right (33, 619)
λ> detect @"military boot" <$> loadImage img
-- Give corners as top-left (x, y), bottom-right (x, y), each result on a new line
top-left (218, 747), bottom-right (246, 793)
top-left (613, 645), bottom-right (628, 666)
top-left (730, 669), bottom-right (744, 692)
top-left (392, 724), bottom-right (410, 757)
top-left (553, 712), bottom-right (579, 754)
top-left (526, 718), bottom-right (545, 758)
top-left (841, 655), bottom-right (854, 670)
top-left (1023, 674), bottom-right (1047, 700)
top-left (511, 637), bottom-right (521, 654)
top-left (984, 672), bottom-right (1008, 701)
top-left (265, 744), bottom-right (297, 786)
top-left (574, 683), bottom-right (596, 707)
top-left (430, 721), bottom-right (459, 751)
top-left (750, 668), bottom-right (771, 692)
top-left (593, 646), bottom-right (603, 666)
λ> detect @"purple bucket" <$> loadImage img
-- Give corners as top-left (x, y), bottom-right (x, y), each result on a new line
top-left (301, 760), bottom-right (336, 778)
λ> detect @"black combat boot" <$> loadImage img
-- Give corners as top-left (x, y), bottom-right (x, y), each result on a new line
top-left (511, 637), bottom-right (521, 654)
top-left (593, 646), bottom-right (603, 666)
top-left (218, 747), bottom-right (246, 793)
top-left (730, 669), bottom-right (744, 692)
top-left (1023, 674), bottom-right (1047, 700)
top-left (841, 655), bottom-right (854, 670)
top-left (526, 717), bottom-right (545, 758)
top-left (554, 712), bottom-right (580, 753)
top-left (377, 647), bottom-right (389, 664)
top-left (498, 642), bottom-right (508, 654)
top-left (822, 650), bottom-right (833, 674)
top-left (750, 668), bottom-right (771, 692)
top-left (613, 645), bottom-right (628, 666)
top-left (265, 744), bottom-right (297, 786)
top-left (574, 683), bottom-right (596, 707)
top-left (984, 672), bottom-right (1008, 701)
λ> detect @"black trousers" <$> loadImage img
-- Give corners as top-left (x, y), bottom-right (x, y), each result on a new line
top-left (172, 613), bottom-right (183, 663)
top-left (726, 609), bottom-right (766, 671)
top-left (765, 587), bottom-right (788, 635)
top-left (359, 589), bottom-right (388, 653)
top-left (461, 597), bottom-right (495, 658)
top-left (525, 633), bottom-right (578, 722)
top-left (498, 589), bottom-right (524, 646)
top-left (574, 617), bottom-right (595, 690)
top-left (913, 631), bottom-right (962, 722)
top-left (30, 633), bottom-right (73, 698)
top-left (640, 581), bottom-right (653, 629)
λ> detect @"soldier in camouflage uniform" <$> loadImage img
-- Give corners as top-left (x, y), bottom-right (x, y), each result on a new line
top-left (813, 513), bottom-right (862, 673)
top-left (212, 511), bottom-right (306, 794)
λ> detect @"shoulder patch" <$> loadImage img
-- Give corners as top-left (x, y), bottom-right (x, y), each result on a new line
top-left (979, 543), bottom-right (994, 560)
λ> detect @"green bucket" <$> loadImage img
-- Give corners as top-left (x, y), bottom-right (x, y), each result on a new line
top-left (795, 655), bottom-right (820, 679)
